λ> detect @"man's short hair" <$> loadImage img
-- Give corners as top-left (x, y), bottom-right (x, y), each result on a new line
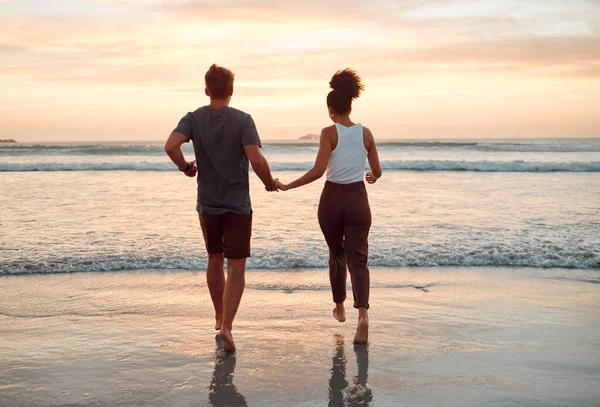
top-left (205, 64), bottom-right (235, 99)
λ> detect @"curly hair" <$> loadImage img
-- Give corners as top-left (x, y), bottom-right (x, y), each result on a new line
top-left (326, 68), bottom-right (364, 114)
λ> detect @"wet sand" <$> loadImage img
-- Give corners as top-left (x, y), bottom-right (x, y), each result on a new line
top-left (0, 267), bottom-right (599, 406)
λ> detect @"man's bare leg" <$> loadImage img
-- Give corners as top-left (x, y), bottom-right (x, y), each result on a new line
top-left (354, 307), bottom-right (369, 343)
top-left (206, 253), bottom-right (225, 330)
top-left (218, 258), bottom-right (246, 352)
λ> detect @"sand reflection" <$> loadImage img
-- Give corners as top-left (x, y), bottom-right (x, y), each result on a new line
top-left (208, 336), bottom-right (247, 407)
top-left (328, 334), bottom-right (373, 407)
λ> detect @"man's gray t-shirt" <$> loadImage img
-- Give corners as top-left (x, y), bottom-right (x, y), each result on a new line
top-left (173, 106), bottom-right (261, 214)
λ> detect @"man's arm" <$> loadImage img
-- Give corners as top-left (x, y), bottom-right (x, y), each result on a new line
top-left (244, 144), bottom-right (276, 190)
top-left (165, 132), bottom-right (196, 177)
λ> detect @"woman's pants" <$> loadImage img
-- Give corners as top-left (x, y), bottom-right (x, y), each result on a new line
top-left (318, 181), bottom-right (371, 309)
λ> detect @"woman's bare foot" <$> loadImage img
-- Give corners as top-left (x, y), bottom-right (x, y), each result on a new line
top-left (218, 328), bottom-right (236, 353)
top-left (333, 303), bottom-right (346, 322)
top-left (215, 318), bottom-right (222, 331)
top-left (353, 317), bottom-right (369, 343)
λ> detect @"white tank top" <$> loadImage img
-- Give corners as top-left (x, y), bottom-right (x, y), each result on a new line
top-left (326, 123), bottom-right (368, 184)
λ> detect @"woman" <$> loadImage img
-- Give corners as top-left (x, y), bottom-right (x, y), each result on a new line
top-left (276, 69), bottom-right (382, 343)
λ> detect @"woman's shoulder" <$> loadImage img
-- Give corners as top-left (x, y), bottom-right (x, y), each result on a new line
top-left (360, 125), bottom-right (373, 138)
top-left (319, 125), bottom-right (338, 149)
top-left (320, 125), bottom-right (338, 140)
top-left (360, 125), bottom-right (374, 151)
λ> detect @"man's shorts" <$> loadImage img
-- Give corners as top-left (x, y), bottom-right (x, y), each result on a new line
top-left (199, 212), bottom-right (252, 259)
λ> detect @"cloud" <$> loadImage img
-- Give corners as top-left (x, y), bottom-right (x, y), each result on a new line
top-left (567, 63), bottom-right (600, 77)
top-left (0, 0), bottom-right (599, 141)
top-left (2, 7), bottom-right (598, 88)
top-left (0, 42), bottom-right (27, 51)
top-left (401, 36), bottom-right (600, 65)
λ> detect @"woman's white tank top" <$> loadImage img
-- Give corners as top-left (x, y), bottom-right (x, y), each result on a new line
top-left (326, 123), bottom-right (368, 184)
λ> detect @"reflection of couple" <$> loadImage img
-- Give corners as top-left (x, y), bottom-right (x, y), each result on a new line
top-left (207, 334), bottom-right (372, 407)
top-left (165, 64), bottom-right (383, 352)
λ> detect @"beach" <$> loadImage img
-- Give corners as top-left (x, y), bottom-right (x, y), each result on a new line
top-left (1, 138), bottom-right (599, 405)
top-left (2, 0), bottom-right (600, 404)
top-left (1, 267), bottom-right (598, 406)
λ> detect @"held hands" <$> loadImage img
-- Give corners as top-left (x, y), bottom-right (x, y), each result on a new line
top-left (265, 179), bottom-right (289, 192)
top-left (265, 178), bottom-right (279, 192)
top-left (275, 179), bottom-right (290, 191)
top-left (365, 172), bottom-right (379, 184)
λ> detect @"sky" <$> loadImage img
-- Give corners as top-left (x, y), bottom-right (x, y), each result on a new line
top-left (0, 0), bottom-right (599, 141)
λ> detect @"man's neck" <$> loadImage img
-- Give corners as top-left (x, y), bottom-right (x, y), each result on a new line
top-left (209, 98), bottom-right (230, 109)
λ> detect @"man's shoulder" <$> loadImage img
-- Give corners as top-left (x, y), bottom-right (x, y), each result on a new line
top-left (190, 106), bottom-right (209, 115)
top-left (226, 106), bottom-right (252, 121)
top-left (190, 106), bottom-right (252, 121)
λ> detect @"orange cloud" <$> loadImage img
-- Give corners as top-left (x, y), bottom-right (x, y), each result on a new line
top-left (0, 0), bottom-right (598, 141)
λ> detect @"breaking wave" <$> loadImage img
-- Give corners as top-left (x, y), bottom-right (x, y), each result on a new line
top-left (2, 243), bottom-right (598, 275)
top-left (2, 139), bottom-right (600, 155)
top-left (2, 160), bottom-right (599, 172)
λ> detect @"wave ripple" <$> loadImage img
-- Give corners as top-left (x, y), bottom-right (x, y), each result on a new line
top-left (1, 160), bottom-right (599, 173)
top-left (1, 244), bottom-right (598, 275)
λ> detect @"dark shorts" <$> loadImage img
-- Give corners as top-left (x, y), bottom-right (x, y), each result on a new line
top-left (199, 212), bottom-right (252, 259)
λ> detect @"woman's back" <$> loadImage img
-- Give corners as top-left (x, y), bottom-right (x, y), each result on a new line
top-left (274, 67), bottom-right (380, 344)
top-left (326, 123), bottom-right (368, 184)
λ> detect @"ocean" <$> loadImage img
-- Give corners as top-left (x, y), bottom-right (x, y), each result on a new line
top-left (1, 138), bottom-right (599, 275)
top-left (2, 138), bottom-right (600, 407)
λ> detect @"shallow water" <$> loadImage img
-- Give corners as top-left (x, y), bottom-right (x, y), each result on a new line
top-left (2, 138), bottom-right (600, 274)
top-left (1, 169), bottom-right (599, 274)
top-left (0, 267), bottom-right (598, 406)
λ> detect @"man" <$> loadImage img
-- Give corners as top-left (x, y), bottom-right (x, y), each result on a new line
top-left (165, 64), bottom-right (277, 352)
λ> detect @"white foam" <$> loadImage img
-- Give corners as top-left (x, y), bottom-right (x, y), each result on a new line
top-left (2, 244), bottom-right (598, 275)
top-left (2, 160), bottom-right (599, 173)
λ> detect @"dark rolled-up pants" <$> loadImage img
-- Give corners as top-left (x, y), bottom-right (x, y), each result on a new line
top-left (318, 181), bottom-right (371, 309)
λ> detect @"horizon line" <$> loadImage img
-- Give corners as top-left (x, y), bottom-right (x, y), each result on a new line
top-left (3, 136), bottom-right (600, 144)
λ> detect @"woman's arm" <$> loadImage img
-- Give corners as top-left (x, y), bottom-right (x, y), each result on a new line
top-left (278, 129), bottom-right (332, 191)
top-left (364, 127), bottom-right (382, 184)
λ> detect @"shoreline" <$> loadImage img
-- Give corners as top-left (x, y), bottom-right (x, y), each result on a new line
top-left (2, 265), bottom-right (599, 281)
top-left (1, 266), bottom-right (598, 406)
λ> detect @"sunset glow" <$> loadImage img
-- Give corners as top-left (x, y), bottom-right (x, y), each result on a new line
top-left (1, 0), bottom-right (599, 141)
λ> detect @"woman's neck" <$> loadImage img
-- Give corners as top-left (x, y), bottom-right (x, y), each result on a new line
top-left (334, 115), bottom-right (354, 127)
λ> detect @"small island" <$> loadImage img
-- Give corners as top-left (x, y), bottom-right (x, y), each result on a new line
top-left (0, 138), bottom-right (17, 143)
top-left (298, 134), bottom-right (319, 141)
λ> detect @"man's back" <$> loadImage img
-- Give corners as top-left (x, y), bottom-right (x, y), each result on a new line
top-left (174, 106), bottom-right (262, 215)
top-left (165, 63), bottom-right (276, 353)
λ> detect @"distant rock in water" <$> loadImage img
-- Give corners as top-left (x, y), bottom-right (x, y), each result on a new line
top-left (298, 134), bottom-right (319, 141)
top-left (0, 139), bottom-right (17, 143)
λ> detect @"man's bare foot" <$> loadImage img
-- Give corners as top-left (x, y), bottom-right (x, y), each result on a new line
top-left (353, 317), bottom-right (369, 343)
top-left (218, 328), bottom-right (236, 353)
top-left (333, 304), bottom-right (346, 322)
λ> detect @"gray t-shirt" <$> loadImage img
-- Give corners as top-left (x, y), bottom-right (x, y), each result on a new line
top-left (173, 106), bottom-right (262, 214)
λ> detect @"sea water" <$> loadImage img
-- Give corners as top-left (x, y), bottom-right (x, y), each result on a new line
top-left (1, 138), bottom-right (599, 274)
